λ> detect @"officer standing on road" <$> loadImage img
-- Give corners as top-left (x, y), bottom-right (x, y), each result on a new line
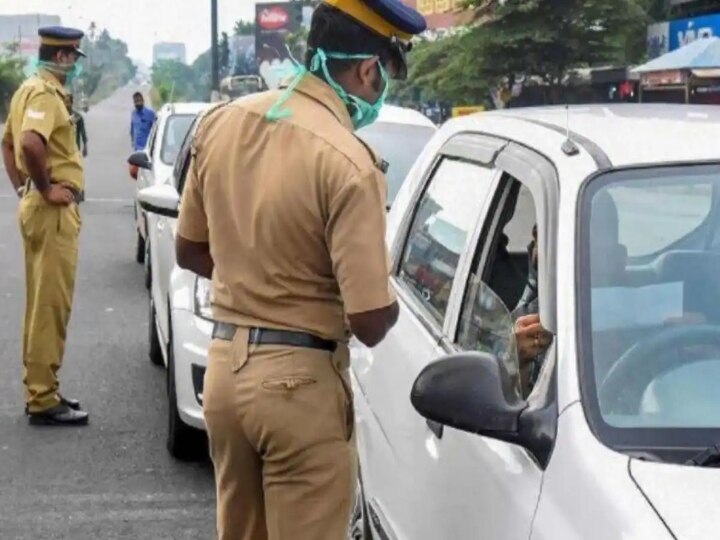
top-left (175, 0), bottom-right (425, 538)
top-left (1, 27), bottom-right (89, 426)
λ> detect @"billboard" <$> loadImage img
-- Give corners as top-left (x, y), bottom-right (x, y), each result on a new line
top-left (647, 13), bottom-right (720, 59)
top-left (255, 2), bottom-right (313, 89)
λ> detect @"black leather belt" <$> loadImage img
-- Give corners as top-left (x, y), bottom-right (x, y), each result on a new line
top-left (212, 322), bottom-right (337, 352)
top-left (25, 180), bottom-right (84, 204)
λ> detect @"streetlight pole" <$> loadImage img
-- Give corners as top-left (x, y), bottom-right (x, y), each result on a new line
top-left (211, 0), bottom-right (220, 93)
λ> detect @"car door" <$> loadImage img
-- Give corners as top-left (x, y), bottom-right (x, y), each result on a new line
top-left (153, 118), bottom-right (198, 349)
top-left (353, 135), bottom-right (506, 540)
top-left (137, 119), bottom-right (161, 240)
top-left (408, 142), bottom-right (558, 540)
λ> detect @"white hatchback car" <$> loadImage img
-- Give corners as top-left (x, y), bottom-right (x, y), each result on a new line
top-left (128, 102), bottom-right (210, 289)
top-left (349, 104), bottom-right (720, 539)
top-left (138, 104), bottom-right (437, 460)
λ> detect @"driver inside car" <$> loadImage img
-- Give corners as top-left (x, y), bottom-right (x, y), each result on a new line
top-left (512, 224), bottom-right (553, 390)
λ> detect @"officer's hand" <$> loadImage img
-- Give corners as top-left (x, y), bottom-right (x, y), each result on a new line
top-left (515, 314), bottom-right (552, 363)
top-left (42, 184), bottom-right (74, 206)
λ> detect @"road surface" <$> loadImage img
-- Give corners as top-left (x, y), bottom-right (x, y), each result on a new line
top-left (0, 87), bottom-right (216, 539)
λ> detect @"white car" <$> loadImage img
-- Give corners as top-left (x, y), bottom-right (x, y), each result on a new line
top-left (128, 102), bottom-right (210, 290)
top-left (137, 105), bottom-right (436, 461)
top-left (349, 104), bottom-right (720, 539)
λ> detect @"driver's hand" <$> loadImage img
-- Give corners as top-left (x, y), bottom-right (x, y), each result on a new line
top-left (515, 314), bottom-right (553, 363)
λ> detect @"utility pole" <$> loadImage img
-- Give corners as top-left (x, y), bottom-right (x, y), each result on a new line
top-left (211, 0), bottom-right (220, 93)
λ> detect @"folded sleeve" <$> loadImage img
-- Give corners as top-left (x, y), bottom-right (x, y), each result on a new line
top-left (326, 167), bottom-right (395, 315)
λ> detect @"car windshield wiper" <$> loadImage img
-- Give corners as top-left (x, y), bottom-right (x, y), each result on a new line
top-left (686, 444), bottom-right (720, 468)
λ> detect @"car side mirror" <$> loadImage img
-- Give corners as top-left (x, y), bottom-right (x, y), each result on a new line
top-left (128, 151), bottom-right (152, 171)
top-left (411, 352), bottom-right (526, 439)
top-left (138, 183), bottom-right (180, 219)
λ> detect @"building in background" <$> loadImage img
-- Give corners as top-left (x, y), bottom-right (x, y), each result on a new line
top-left (647, 0), bottom-right (720, 59)
top-left (0, 14), bottom-right (61, 58)
top-left (153, 42), bottom-right (187, 64)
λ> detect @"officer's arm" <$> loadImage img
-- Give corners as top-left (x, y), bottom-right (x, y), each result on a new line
top-left (20, 92), bottom-right (58, 192)
top-left (1, 134), bottom-right (24, 192)
top-left (176, 153), bottom-right (212, 278)
top-left (327, 169), bottom-right (399, 347)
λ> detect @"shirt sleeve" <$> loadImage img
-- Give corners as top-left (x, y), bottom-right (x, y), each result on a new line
top-left (326, 168), bottom-right (395, 315)
top-left (3, 117), bottom-right (12, 144)
top-left (20, 91), bottom-right (57, 143)
top-left (177, 153), bottom-right (209, 243)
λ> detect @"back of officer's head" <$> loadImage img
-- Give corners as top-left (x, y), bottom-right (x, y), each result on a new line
top-left (306, 4), bottom-right (395, 78)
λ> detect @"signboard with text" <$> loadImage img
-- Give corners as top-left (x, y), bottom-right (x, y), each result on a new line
top-left (648, 13), bottom-right (720, 59)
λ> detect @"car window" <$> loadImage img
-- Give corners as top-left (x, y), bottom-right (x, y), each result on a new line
top-left (173, 117), bottom-right (199, 190)
top-left (579, 165), bottom-right (720, 437)
top-left (356, 122), bottom-right (436, 207)
top-left (611, 183), bottom-right (712, 258)
top-left (160, 114), bottom-right (195, 166)
top-left (397, 158), bottom-right (497, 326)
top-left (147, 121), bottom-right (159, 155)
top-left (457, 178), bottom-right (540, 396)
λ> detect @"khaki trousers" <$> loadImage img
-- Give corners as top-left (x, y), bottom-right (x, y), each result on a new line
top-left (204, 328), bottom-right (357, 540)
top-left (18, 191), bottom-right (80, 412)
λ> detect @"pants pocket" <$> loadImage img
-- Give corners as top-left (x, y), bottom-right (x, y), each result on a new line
top-left (262, 376), bottom-right (317, 391)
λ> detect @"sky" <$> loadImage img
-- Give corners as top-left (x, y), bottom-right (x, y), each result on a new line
top-left (0, 0), bottom-right (257, 65)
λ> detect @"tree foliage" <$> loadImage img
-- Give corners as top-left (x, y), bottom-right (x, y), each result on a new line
top-left (0, 44), bottom-right (26, 117)
top-left (234, 21), bottom-right (256, 36)
top-left (77, 26), bottom-right (136, 103)
top-left (400, 0), bottom-right (662, 106)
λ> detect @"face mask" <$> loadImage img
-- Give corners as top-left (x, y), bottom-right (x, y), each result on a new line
top-left (35, 58), bottom-right (83, 88)
top-left (135, 104), bottom-right (144, 112)
top-left (266, 48), bottom-right (390, 131)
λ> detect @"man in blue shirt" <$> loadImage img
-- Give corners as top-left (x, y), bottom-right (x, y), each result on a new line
top-left (130, 92), bottom-right (156, 151)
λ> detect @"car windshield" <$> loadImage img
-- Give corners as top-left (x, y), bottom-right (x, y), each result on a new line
top-left (579, 164), bottom-right (720, 454)
top-left (357, 122), bottom-right (435, 206)
top-left (161, 114), bottom-right (196, 165)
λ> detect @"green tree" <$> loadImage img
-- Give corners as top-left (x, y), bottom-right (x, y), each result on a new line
top-left (0, 44), bottom-right (26, 117)
top-left (77, 27), bottom-right (135, 104)
top-left (234, 21), bottom-right (256, 36)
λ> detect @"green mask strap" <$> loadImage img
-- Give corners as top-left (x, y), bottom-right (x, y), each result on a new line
top-left (265, 64), bottom-right (307, 122)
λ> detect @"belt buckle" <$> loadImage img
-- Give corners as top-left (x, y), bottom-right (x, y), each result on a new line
top-left (249, 328), bottom-right (262, 346)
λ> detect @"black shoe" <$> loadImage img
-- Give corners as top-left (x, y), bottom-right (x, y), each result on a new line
top-left (59, 394), bottom-right (81, 410)
top-left (24, 395), bottom-right (81, 415)
top-left (28, 404), bottom-right (89, 426)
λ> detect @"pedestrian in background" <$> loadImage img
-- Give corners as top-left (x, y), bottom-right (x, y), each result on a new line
top-left (1, 26), bottom-right (89, 426)
top-left (175, 0), bottom-right (425, 537)
top-left (65, 94), bottom-right (88, 158)
top-left (130, 91), bottom-right (155, 151)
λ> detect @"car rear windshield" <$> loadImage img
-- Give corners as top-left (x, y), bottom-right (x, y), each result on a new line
top-left (161, 114), bottom-right (196, 166)
top-left (357, 122), bottom-right (435, 206)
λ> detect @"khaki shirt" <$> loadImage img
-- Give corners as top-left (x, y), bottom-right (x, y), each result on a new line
top-left (2, 70), bottom-right (84, 190)
top-left (178, 74), bottom-right (394, 342)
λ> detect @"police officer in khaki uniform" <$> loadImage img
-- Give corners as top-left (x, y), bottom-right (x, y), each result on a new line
top-left (1, 27), bottom-right (88, 426)
top-left (175, 1), bottom-right (425, 538)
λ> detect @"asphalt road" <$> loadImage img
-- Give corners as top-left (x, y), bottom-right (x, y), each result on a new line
top-left (0, 87), bottom-right (216, 539)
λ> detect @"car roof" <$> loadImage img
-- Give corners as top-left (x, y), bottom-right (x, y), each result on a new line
top-left (159, 102), bottom-right (212, 117)
top-left (377, 104), bottom-right (436, 128)
top-left (446, 104), bottom-right (720, 168)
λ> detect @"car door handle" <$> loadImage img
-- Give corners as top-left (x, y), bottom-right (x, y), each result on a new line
top-left (427, 420), bottom-right (444, 439)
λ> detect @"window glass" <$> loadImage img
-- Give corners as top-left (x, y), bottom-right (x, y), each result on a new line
top-left (161, 114), bottom-right (195, 165)
top-left (356, 122), bottom-right (436, 207)
top-left (398, 158), bottom-right (496, 325)
top-left (457, 179), bottom-right (541, 396)
top-left (611, 183), bottom-right (711, 257)
top-left (147, 122), bottom-right (159, 155)
top-left (580, 166), bottom-right (720, 432)
top-left (174, 119), bottom-right (199, 193)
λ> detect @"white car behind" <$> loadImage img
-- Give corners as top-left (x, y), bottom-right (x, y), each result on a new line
top-left (138, 104), bottom-right (437, 461)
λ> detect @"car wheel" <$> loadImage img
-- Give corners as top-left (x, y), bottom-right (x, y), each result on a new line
top-left (144, 239), bottom-right (152, 291)
top-left (349, 474), bottom-right (372, 540)
top-left (148, 297), bottom-right (164, 367)
top-left (135, 231), bottom-right (145, 264)
top-left (166, 327), bottom-right (207, 462)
